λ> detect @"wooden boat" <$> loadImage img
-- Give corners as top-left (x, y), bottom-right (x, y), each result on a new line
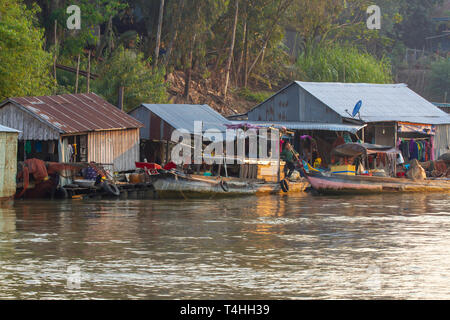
top-left (282, 142), bottom-right (450, 195)
top-left (149, 171), bottom-right (255, 199)
top-left (148, 170), bottom-right (309, 199)
top-left (136, 162), bottom-right (309, 199)
top-left (305, 170), bottom-right (450, 195)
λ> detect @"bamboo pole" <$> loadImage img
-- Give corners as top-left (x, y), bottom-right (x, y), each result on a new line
top-left (75, 54), bottom-right (80, 93)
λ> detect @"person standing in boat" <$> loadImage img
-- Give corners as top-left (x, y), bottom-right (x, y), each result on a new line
top-left (280, 142), bottom-right (299, 179)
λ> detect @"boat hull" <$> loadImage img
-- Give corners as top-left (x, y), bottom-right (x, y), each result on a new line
top-left (150, 172), bottom-right (309, 199)
top-left (306, 171), bottom-right (450, 195)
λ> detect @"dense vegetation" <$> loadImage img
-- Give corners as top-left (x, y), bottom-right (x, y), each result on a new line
top-left (0, 0), bottom-right (448, 111)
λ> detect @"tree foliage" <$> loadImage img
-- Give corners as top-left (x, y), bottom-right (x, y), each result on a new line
top-left (0, 0), bottom-right (53, 100)
top-left (428, 58), bottom-right (450, 102)
top-left (94, 46), bottom-right (167, 111)
top-left (0, 0), bottom-right (446, 104)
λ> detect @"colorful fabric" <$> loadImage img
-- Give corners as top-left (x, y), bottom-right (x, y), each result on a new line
top-left (281, 148), bottom-right (298, 163)
top-left (25, 141), bottom-right (32, 154)
top-left (35, 141), bottom-right (42, 153)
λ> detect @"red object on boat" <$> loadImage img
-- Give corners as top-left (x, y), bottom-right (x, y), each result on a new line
top-left (163, 162), bottom-right (177, 170)
top-left (135, 162), bottom-right (162, 176)
top-left (397, 172), bottom-right (405, 177)
top-left (135, 162), bottom-right (162, 170)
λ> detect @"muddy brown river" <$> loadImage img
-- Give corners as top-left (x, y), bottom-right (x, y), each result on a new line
top-left (0, 193), bottom-right (449, 299)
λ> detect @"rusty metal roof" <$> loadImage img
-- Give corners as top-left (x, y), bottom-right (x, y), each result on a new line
top-left (6, 93), bottom-right (143, 133)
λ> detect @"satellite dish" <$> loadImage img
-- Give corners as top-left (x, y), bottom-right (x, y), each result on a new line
top-left (352, 100), bottom-right (362, 117)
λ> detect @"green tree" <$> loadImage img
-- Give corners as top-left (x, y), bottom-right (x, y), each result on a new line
top-left (94, 46), bottom-right (167, 111)
top-left (428, 58), bottom-right (450, 102)
top-left (0, 0), bottom-right (54, 100)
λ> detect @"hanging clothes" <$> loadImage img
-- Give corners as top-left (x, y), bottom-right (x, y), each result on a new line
top-left (48, 141), bottom-right (55, 154)
top-left (409, 140), bottom-right (419, 160)
top-left (67, 144), bottom-right (74, 162)
top-left (25, 141), bottom-right (32, 155)
top-left (35, 141), bottom-right (42, 153)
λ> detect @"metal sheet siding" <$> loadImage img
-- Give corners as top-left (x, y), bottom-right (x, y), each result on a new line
top-left (0, 131), bottom-right (18, 199)
top-left (87, 128), bottom-right (139, 172)
top-left (0, 103), bottom-right (60, 140)
top-left (435, 124), bottom-right (450, 159)
top-left (248, 84), bottom-right (342, 123)
top-left (129, 107), bottom-right (151, 140)
top-left (248, 84), bottom-right (299, 121)
top-left (303, 90), bottom-right (342, 123)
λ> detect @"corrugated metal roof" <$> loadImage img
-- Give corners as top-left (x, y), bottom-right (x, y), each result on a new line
top-left (433, 102), bottom-right (450, 108)
top-left (295, 81), bottom-right (450, 125)
top-left (5, 93), bottom-right (143, 133)
top-left (140, 104), bottom-right (232, 133)
top-left (232, 121), bottom-right (366, 134)
top-left (0, 124), bottom-right (19, 133)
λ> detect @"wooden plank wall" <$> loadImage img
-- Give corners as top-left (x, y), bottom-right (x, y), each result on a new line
top-left (0, 132), bottom-right (18, 199)
top-left (87, 128), bottom-right (140, 172)
top-left (0, 103), bottom-right (60, 140)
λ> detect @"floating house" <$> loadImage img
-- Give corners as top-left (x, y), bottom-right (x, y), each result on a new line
top-left (129, 104), bottom-right (232, 164)
top-left (434, 102), bottom-right (450, 114)
top-left (0, 124), bottom-right (19, 200)
top-left (0, 93), bottom-right (143, 172)
top-left (245, 81), bottom-right (450, 162)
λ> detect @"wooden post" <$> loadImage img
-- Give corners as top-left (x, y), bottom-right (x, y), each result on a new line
top-left (224, 160), bottom-right (228, 178)
top-left (165, 140), bottom-right (169, 165)
top-left (87, 50), bottom-right (91, 93)
top-left (394, 122), bottom-right (398, 177)
top-left (75, 54), bottom-right (80, 93)
top-left (118, 86), bottom-right (124, 111)
top-left (277, 131), bottom-right (281, 182)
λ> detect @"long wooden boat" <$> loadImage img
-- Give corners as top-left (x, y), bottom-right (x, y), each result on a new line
top-left (149, 170), bottom-right (308, 199)
top-left (305, 170), bottom-right (450, 195)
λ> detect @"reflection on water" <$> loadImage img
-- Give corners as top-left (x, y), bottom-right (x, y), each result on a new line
top-left (0, 193), bottom-right (449, 299)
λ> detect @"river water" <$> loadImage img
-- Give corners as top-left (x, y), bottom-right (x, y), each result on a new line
top-left (0, 193), bottom-right (449, 300)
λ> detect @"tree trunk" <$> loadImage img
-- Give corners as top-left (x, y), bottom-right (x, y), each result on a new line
top-left (165, 0), bottom-right (184, 67)
top-left (154, 0), bottom-right (165, 68)
top-left (246, 0), bottom-right (293, 82)
top-left (236, 15), bottom-right (247, 87)
top-left (184, 33), bottom-right (197, 99)
top-left (243, 3), bottom-right (249, 88)
top-left (243, 19), bottom-right (249, 88)
top-left (54, 20), bottom-right (58, 80)
top-left (224, 0), bottom-right (239, 99)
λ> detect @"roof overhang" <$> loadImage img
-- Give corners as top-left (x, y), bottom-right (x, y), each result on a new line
top-left (0, 99), bottom-right (64, 134)
top-left (231, 121), bottom-right (366, 134)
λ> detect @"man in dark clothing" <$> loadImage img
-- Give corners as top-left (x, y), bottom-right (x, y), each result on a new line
top-left (280, 142), bottom-right (299, 178)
